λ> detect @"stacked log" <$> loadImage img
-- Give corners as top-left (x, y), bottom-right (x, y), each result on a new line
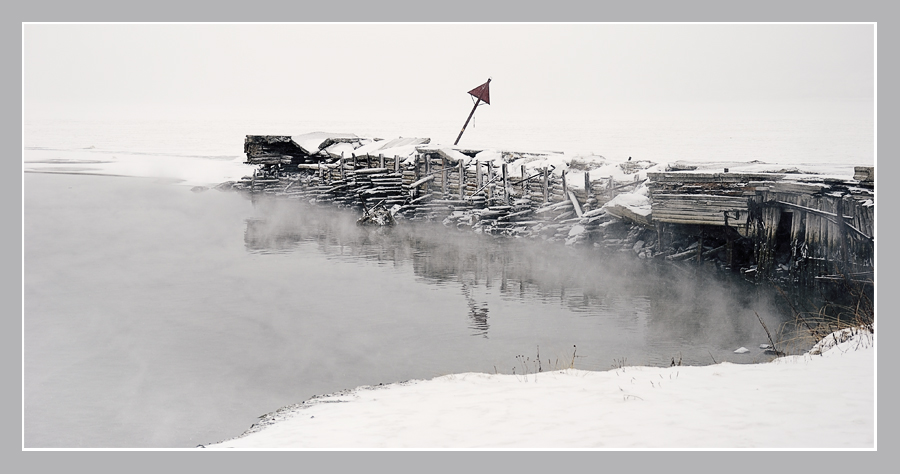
top-left (231, 136), bottom-right (875, 293)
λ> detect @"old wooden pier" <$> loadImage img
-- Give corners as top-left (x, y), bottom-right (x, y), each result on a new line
top-left (231, 133), bottom-right (875, 290)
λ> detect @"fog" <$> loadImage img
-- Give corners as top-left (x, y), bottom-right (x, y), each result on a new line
top-left (245, 194), bottom-right (802, 361)
top-left (24, 23), bottom-right (874, 122)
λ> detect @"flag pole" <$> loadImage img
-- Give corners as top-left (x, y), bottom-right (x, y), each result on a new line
top-left (454, 78), bottom-right (491, 146)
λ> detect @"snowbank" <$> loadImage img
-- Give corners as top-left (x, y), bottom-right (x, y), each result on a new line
top-left (207, 329), bottom-right (874, 449)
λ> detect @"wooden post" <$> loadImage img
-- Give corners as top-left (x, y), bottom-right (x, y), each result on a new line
top-left (562, 170), bottom-right (568, 198)
top-left (340, 152), bottom-right (345, 181)
top-left (502, 163), bottom-right (508, 204)
top-left (442, 157), bottom-right (448, 196)
top-left (379, 153), bottom-right (385, 169)
top-left (413, 154), bottom-right (419, 197)
top-left (543, 167), bottom-right (549, 203)
top-left (837, 195), bottom-right (849, 274)
top-left (521, 165), bottom-right (527, 196)
top-left (724, 212), bottom-right (735, 271)
top-left (476, 161), bottom-right (483, 195)
top-left (424, 154), bottom-right (431, 194)
top-left (394, 155), bottom-right (399, 173)
top-left (584, 172), bottom-right (591, 197)
top-left (352, 153), bottom-right (358, 171)
top-left (727, 237), bottom-right (735, 270)
top-left (458, 160), bottom-right (465, 199)
top-left (484, 162), bottom-right (491, 201)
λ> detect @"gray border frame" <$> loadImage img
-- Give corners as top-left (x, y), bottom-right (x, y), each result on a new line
top-left (9, 0), bottom-right (890, 470)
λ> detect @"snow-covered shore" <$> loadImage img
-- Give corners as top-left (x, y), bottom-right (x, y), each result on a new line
top-left (207, 328), bottom-right (874, 449)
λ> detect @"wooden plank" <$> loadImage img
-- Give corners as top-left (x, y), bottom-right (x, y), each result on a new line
top-left (535, 200), bottom-right (573, 214)
top-left (354, 167), bottom-right (390, 175)
top-left (409, 174), bottom-right (436, 188)
top-left (648, 172), bottom-right (784, 183)
top-left (769, 182), bottom-right (827, 195)
top-left (568, 190), bottom-right (583, 217)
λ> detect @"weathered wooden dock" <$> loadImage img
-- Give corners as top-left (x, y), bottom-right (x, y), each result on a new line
top-left (648, 167), bottom-right (874, 285)
top-left (230, 133), bottom-right (875, 290)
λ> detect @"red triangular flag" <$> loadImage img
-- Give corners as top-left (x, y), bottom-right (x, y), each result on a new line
top-left (467, 80), bottom-right (490, 105)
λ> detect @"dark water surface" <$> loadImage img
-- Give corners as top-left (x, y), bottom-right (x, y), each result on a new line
top-left (24, 173), bottom-right (797, 448)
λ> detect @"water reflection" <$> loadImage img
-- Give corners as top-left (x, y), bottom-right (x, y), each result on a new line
top-left (243, 196), bottom-right (800, 358)
top-left (461, 282), bottom-right (489, 338)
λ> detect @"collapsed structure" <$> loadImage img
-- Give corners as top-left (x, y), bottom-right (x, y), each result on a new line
top-left (230, 132), bottom-right (875, 291)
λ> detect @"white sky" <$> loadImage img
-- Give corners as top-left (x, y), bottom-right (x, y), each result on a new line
top-left (23, 23), bottom-right (875, 121)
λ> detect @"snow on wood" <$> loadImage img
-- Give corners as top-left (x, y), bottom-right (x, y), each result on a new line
top-left (236, 130), bottom-right (874, 285)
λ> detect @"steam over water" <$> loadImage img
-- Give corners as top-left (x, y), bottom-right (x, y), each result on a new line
top-left (23, 114), bottom-right (870, 447)
top-left (25, 173), bottom-right (796, 448)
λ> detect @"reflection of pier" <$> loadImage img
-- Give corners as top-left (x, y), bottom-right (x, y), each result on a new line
top-left (461, 282), bottom-right (489, 338)
top-left (242, 196), bottom-right (800, 342)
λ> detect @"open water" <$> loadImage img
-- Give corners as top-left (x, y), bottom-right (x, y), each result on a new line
top-left (23, 114), bottom-right (873, 447)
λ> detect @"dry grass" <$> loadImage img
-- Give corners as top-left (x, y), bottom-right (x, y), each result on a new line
top-left (770, 274), bottom-right (874, 356)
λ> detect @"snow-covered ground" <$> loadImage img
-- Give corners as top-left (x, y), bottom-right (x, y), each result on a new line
top-left (207, 328), bottom-right (874, 449)
top-left (24, 132), bottom-right (874, 450)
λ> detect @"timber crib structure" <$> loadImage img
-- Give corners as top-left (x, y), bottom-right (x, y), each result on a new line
top-left (648, 168), bottom-right (874, 285)
top-left (234, 133), bottom-right (875, 289)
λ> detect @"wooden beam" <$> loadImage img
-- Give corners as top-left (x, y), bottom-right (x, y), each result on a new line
top-left (568, 190), bottom-right (583, 217)
top-left (409, 174), bottom-right (435, 189)
top-left (774, 200), bottom-right (872, 242)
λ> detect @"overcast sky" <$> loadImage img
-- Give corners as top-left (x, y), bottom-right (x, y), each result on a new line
top-left (24, 23), bottom-right (875, 121)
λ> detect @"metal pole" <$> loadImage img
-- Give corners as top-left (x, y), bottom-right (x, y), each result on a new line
top-left (454, 78), bottom-right (491, 146)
